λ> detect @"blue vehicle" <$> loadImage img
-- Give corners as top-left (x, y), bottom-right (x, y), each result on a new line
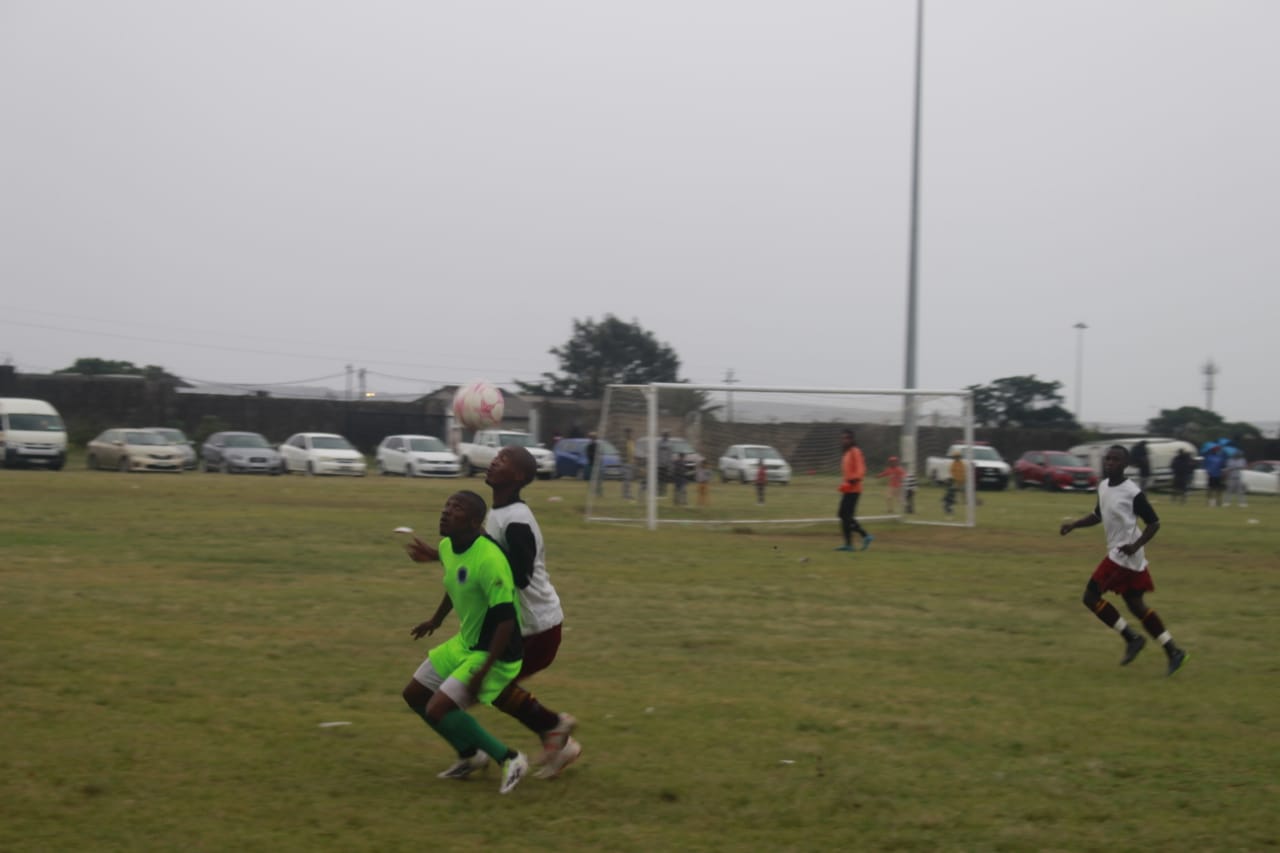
top-left (553, 437), bottom-right (622, 480)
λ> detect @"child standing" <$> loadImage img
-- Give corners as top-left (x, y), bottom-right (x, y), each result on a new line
top-left (672, 452), bottom-right (688, 506)
top-left (943, 452), bottom-right (965, 515)
top-left (875, 455), bottom-right (907, 513)
top-left (696, 458), bottom-right (711, 507)
top-left (755, 459), bottom-right (767, 504)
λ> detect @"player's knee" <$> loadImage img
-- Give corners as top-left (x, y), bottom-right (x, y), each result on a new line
top-left (402, 680), bottom-right (429, 710)
top-left (1123, 594), bottom-right (1146, 616)
top-left (1081, 582), bottom-right (1101, 609)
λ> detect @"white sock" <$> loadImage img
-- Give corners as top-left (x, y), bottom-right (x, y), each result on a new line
top-left (1156, 631), bottom-right (1172, 646)
top-left (1113, 617), bottom-right (1129, 634)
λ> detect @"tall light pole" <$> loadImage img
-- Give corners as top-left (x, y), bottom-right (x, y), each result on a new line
top-left (902, 0), bottom-right (925, 475)
top-left (1073, 322), bottom-right (1088, 421)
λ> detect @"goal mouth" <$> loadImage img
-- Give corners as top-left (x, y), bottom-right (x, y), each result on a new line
top-left (584, 383), bottom-right (978, 531)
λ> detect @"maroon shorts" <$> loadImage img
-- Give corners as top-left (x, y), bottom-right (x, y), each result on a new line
top-left (517, 623), bottom-right (563, 680)
top-left (1091, 557), bottom-right (1155, 594)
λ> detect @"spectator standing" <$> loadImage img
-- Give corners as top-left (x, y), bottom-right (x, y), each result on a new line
top-left (755, 459), bottom-right (767, 505)
top-left (1170, 449), bottom-right (1194, 504)
top-left (672, 452), bottom-right (688, 506)
top-left (696, 458), bottom-right (711, 507)
top-left (1202, 445), bottom-right (1227, 507)
top-left (621, 428), bottom-right (635, 500)
top-left (1131, 440), bottom-right (1151, 491)
top-left (1224, 449), bottom-right (1248, 507)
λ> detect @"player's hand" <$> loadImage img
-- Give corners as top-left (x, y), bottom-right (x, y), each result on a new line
top-left (1118, 542), bottom-right (1139, 556)
top-left (1059, 522), bottom-right (1074, 536)
top-left (405, 537), bottom-right (439, 563)
top-left (410, 618), bottom-right (440, 640)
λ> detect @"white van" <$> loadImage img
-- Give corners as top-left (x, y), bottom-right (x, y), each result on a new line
top-left (0, 398), bottom-right (68, 469)
top-left (1068, 437), bottom-right (1196, 491)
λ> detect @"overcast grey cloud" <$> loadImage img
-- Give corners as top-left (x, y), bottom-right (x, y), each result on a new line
top-left (2, 1), bottom-right (1277, 429)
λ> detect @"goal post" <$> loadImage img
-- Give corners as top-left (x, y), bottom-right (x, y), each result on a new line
top-left (586, 383), bottom-right (977, 530)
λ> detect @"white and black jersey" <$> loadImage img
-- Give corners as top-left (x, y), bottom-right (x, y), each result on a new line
top-left (486, 500), bottom-right (563, 636)
top-left (1094, 477), bottom-right (1159, 571)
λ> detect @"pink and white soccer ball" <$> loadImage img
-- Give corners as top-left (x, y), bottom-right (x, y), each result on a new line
top-left (452, 380), bottom-right (505, 430)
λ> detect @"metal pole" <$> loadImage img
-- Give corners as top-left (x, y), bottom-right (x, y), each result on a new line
top-left (1073, 322), bottom-right (1087, 421)
top-left (902, 0), bottom-right (925, 478)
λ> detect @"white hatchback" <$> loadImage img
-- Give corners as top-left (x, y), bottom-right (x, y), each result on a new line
top-left (279, 432), bottom-right (367, 476)
top-left (376, 434), bottom-right (461, 478)
top-left (719, 444), bottom-right (792, 484)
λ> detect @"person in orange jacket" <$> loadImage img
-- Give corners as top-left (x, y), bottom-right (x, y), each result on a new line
top-left (836, 429), bottom-right (873, 551)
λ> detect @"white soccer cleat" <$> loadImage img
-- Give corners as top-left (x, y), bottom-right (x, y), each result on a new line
top-left (499, 751), bottom-right (529, 794)
top-left (538, 712), bottom-right (578, 760)
top-left (535, 736), bottom-right (582, 779)
top-left (436, 751), bottom-right (489, 780)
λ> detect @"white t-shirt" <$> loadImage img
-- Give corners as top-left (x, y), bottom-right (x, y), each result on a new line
top-left (486, 501), bottom-right (563, 636)
top-left (1097, 477), bottom-right (1154, 572)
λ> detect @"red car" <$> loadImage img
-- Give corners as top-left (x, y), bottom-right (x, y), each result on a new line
top-left (1014, 450), bottom-right (1098, 491)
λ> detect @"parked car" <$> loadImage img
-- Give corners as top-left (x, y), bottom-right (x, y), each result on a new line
top-left (143, 427), bottom-right (197, 469)
top-left (201, 431), bottom-right (284, 474)
top-left (633, 435), bottom-right (703, 478)
top-left (86, 428), bottom-right (186, 473)
top-left (1014, 450), bottom-right (1098, 491)
top-left (718, 444), bottom-right (792, 484)
top-left (1069, 437), bottom-right (1197, 491)
top-left (553, 437), bottom-right (622, 479)
top-left (376, 434), bottom-right (461, 478)
top-left (1243, 460), bottom-right (1280, 495)
top-left (1192, 459), bottom-right (1280, 495)
top-left (279, 432), bottom-right (367, 476)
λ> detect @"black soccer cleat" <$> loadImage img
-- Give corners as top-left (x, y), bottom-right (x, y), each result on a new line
top-left (1166, 648), bottom-right (1189, 677)
top-left (1120, 635), bottom-right (1146, 666)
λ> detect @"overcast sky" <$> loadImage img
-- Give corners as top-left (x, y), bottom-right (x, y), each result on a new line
top-left (2, 1), bottom-right (1277, 429)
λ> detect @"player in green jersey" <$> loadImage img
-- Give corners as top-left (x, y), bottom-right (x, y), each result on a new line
top-left (401, 490), bottom-right (529, 794)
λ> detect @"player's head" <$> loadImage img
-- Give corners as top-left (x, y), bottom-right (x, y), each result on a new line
top-left (439, 490), bottom-right (488, 537)
top-left (1103, 445), bottom-right (1130, 478)
top-left (841, 429), bottom-right (856, 450)
top-left (889, 455), bottom-right (899, 464)
top-left (486, 445), bottom-right (537, 489)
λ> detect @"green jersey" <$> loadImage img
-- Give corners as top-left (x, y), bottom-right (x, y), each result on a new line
top-left (439, 534), bottom-right (523, 663)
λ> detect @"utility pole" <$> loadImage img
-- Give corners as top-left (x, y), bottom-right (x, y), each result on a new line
top-left (1203, 359), bottom-right (1219, 412)
top-left (1073, 322), bottom-right (1088, 421)
top-left (345, 364), bottom-right (354, 401)
top-left (358, 367), bottom-right (367, 398)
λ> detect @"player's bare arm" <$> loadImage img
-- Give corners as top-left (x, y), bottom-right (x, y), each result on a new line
top-left (405, 536), bottom-right (439, 563)
top-left (1060, 511), bottom-right (1100, 536)
top-left (410, 594), bottom-right (453, 639)
top-left (1119, 519), bottom-right (1160, 555)
top-left (467, 614), bottom-right (517, 697)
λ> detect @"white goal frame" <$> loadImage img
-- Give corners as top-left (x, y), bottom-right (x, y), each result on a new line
top-left (588, 382), bottom-right (976, 530)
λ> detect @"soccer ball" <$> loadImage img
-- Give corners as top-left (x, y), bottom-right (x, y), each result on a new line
top-left (452, 380), bottom-right (505, 430)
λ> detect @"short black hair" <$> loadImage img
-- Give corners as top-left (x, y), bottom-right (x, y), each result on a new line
top-left (452, 490), bottom-right (488, 523)
top-left (1107, 444), bottom-right (1131, 462)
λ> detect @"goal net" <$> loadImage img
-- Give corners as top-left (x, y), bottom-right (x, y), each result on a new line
top-left (585, 383), bottom-right (977, 530)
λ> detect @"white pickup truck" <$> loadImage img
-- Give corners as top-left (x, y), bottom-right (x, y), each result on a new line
top-left (924, 443), bottom-right (1011, 491)
top-left (456, 429), bottom-right (555, 479)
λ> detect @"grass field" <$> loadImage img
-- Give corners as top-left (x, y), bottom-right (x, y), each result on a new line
top-left (3, 462), bottom-right (1278, 852)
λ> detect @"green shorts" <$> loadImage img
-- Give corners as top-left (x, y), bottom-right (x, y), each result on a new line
top-left (420, 635), bottom-right (521, 706)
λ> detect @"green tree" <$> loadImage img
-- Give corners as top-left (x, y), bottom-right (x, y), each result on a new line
top-left (1145, 406), bottom-right (1261, 443)
top-left (57, 357), bottom-right (181, 382)
top-left (517, 315), bottom-right (683, 399)
top-left (967, 375), bottom-right (1080, 429)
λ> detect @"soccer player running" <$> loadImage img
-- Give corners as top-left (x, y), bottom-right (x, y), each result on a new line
top-left (1059, 445), bottom-right (1189, 676)
top-left (401, 490), bottom-right (529, 794)
top-left (406, 445), bottom-right (581, 780)
top-left (835, 429), bottom-right (873, 551)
